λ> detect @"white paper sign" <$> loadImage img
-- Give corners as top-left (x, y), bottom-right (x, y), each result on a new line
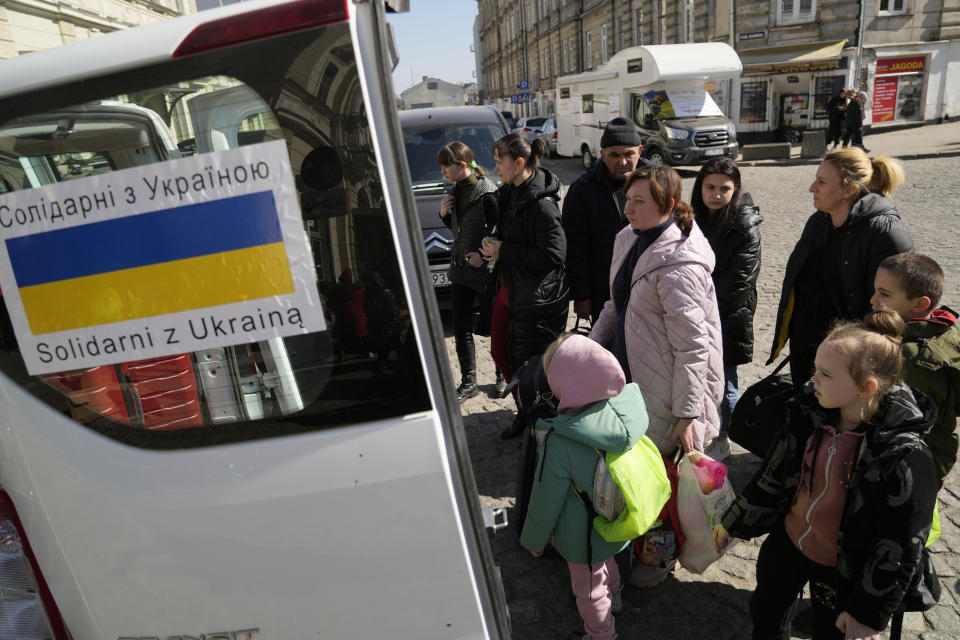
top-left (0, 140), bottom-right (324, 375)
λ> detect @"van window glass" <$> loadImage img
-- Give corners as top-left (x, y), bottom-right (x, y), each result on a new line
top-left (0, 23), bottom-right (430, 448)
top-left (402, 122), bottom-right (502, 187)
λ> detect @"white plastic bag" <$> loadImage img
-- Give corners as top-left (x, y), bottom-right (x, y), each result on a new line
top-left (676, 451), bottom-right (736, 573)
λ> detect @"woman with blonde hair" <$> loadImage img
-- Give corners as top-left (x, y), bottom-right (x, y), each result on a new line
top-left (769, 147), bottom-right (913, 387)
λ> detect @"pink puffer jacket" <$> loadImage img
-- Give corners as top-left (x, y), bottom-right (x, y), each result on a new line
top-left (590, 221), bottom-right (724, 453)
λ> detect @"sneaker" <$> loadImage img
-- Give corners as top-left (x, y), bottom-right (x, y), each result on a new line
top-left (611, 588), bottom-right (623, 614)
top-left (705, 435), bottom-right (731, 462)
top-left (627, 559), bottom-right (675, 588)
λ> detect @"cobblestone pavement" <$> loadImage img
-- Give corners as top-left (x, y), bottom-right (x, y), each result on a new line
top-left (448, 154), bottom-right (960, 640)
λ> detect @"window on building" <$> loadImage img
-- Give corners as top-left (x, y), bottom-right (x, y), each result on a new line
top-left (586, 31), bottom-right (592, 69)
top-left (635, 9), bottom-right (643, 46)
top-left (426, 81), bottom-right (438, 90)
top-left (778, 0), bottom-right (816, 25)
top-left (685, 0), bottom-right (695, 42)
top-left (601, 25), bottom-right (608, 64)
top-left (740, 81), bottom-right (768, 124)
top-left (553, 44), bottom-right (560, 77)
top-left (879, 0), bottom-right (906, 14)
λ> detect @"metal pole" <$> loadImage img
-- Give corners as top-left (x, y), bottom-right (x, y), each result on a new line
top-left (854, 0), bottom-right (866, 88)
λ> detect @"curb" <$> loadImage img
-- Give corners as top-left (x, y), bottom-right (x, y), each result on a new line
top-left (737, 149), bottom-right (960, 167)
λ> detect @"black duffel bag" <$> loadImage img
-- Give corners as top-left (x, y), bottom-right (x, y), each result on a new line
top-left (508, 354), bottom-right (559, 538)
top-left (729, 357), bottom-right (794, 457)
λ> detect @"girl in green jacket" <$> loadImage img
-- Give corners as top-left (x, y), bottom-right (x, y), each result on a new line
top-left (520, 333), bottom-right (649, 640)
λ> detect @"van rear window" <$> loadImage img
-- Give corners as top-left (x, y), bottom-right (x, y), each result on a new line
top-left (0, 24), bottom-right (430, 448)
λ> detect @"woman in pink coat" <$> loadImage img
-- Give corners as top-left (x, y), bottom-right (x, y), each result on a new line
top-left (590, 164), bottom-right (724, 457)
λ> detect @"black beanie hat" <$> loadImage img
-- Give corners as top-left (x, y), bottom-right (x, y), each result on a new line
top-left (601, 117), bottom-right (642, 148)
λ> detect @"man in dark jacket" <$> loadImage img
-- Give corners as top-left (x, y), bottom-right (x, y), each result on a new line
top-left (562, 118), bottom-right (647, 324)
top-left (842, 91), bottom-right (868, 151)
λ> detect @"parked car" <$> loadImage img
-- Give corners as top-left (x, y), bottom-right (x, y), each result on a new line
top-left (398, 105), bottom-right (509, 306)
top-left (536, 117), bottom-right (558, 157)
top-left (0, 1), bottom-right (513, 638)
top-left (511, 115), bottom-right (547, 142)
top-left (500, 110), bottom-right (515, 129)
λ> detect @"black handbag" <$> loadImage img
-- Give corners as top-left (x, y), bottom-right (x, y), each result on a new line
top-left (729, 357), bottom-right (794, 457)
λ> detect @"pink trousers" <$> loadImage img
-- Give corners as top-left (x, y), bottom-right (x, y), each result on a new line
top-left (568, 557), bottom-right (620, 640)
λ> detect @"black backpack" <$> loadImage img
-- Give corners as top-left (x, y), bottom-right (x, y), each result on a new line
top-left (729, 358), bottom-right (794, 457)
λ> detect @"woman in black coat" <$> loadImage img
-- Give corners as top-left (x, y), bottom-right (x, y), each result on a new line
top-left (769, 147), bottom-right (913, 388)
top-left (481, 133), bottom-right (569, 438)
top-left (692, 157), bottom-right (762, 461)
top-left (825, 88), bottom-right (846, 149)
top-left (437, 141), bottom-right (499, 402)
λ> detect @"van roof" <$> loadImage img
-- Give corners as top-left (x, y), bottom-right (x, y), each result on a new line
top-left (398, 105), bottom-right (504, 127)
top-left (0, 0), bottom-right (345, 101)
top-left (557, 43), bottom-right (742, 87)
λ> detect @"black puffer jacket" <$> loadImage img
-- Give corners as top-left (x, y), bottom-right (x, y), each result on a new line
top-left (494, 168), bottom-right (569, 370)
top-left (695, 193), bottom-right (762, 365)
top-left (441, 176), bottom-right (498, 293)
top-left (561, 160), bottom-right (627, 313)
top-left (722, 383), bottom-right (940, 632)
top-left (768, 192), bottom-right (913, 364)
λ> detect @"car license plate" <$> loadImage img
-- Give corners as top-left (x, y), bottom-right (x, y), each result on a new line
top-left (704, 148), bottom-right (725, 156)
top-left (431, 266), bottom-right (451, 288)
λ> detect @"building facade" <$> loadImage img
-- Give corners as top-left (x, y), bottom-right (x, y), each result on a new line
top-left (476, 0), bottom-right (960, 138)
top-left (400, 76), bottom-right (468, 109)
top-left (0, 0), bottom-right (195, 60)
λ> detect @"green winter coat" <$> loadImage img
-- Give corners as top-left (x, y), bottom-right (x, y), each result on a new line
top-left (520, 383), bottom-right (649, 564)
top-left (902, 313), bottom-right (960, 485)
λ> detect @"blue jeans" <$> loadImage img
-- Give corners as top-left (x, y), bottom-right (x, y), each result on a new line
top-left (719, 364), bottom-right (739, 436)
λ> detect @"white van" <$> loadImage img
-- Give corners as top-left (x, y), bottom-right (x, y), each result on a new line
top-left (556, 43), bottom-right (742, 167)
top-left (0, 1), bottom-right (511, 638)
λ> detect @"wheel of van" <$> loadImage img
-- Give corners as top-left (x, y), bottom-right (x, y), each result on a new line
top-left (581, 147), bottom-right (594, 169)
top-left (645, 147), bottom-right (666, 166)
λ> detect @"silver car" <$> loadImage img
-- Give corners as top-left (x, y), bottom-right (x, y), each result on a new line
top-left (511, 116), bottom-right (547, 142)
top-left (535, 117), bottom-right (558, 157)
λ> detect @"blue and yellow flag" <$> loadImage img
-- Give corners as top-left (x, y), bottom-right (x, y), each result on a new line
top-left (6, 191), bottom-right (293, 335)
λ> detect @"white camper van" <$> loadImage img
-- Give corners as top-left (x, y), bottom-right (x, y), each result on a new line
top-left (556, 43), bottom-right (742, 167)
top-left (0, 1), bottom-right (512, 638)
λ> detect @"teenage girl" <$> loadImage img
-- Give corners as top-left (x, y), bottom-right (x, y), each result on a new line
top-left (437, 141), bottom-right (498, 402)
top-left (714, 310), bottom-right (939, 640)
top-left (691, 158), bottom-right (762, 462)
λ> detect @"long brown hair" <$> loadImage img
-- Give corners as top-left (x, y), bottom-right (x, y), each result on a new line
top-left (623, 164), bottom-right (695, 235)
top-left (436, 141), bottom-right (487, 178)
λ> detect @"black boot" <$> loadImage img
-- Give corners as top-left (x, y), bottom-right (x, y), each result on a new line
top-left (455, 335), bottom-right (478, 403)
top-left (493, 369), bottom-right (507, 397)
top-left (500, 411), bottom-right (525, 439)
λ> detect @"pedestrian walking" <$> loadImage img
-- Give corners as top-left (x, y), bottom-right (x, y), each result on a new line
top-left (691, 158), bottom-right (762, 462)
top-left (562, 117), bottom-right (646, 325)
top-left (768, 147), bottom-right (913, 387)
top-left (842, 90), bottom-right (867, 151)
top-left (481, 133), bottom-right (568, 438)
top-left (825, 89), bottom-right (845, 149)
top-left (715, 310), bottom-right (940, 640)
top-left (436, 141), bottom-right (499, 402)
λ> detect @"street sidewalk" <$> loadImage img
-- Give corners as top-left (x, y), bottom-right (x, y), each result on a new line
top-left (738, 119), bottom-right (960, 166)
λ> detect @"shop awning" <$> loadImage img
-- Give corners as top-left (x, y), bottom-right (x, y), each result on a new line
top-left (740, 40), bottom-right (849, 76)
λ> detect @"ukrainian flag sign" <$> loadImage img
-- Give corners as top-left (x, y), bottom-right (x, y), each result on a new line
top-left (0, 140), bottom-right (324, 375)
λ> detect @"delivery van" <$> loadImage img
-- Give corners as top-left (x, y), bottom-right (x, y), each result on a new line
top-left (556, 43), bottom-right (742, 167)
top-left (0, 1), bottom-right (511, 638)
